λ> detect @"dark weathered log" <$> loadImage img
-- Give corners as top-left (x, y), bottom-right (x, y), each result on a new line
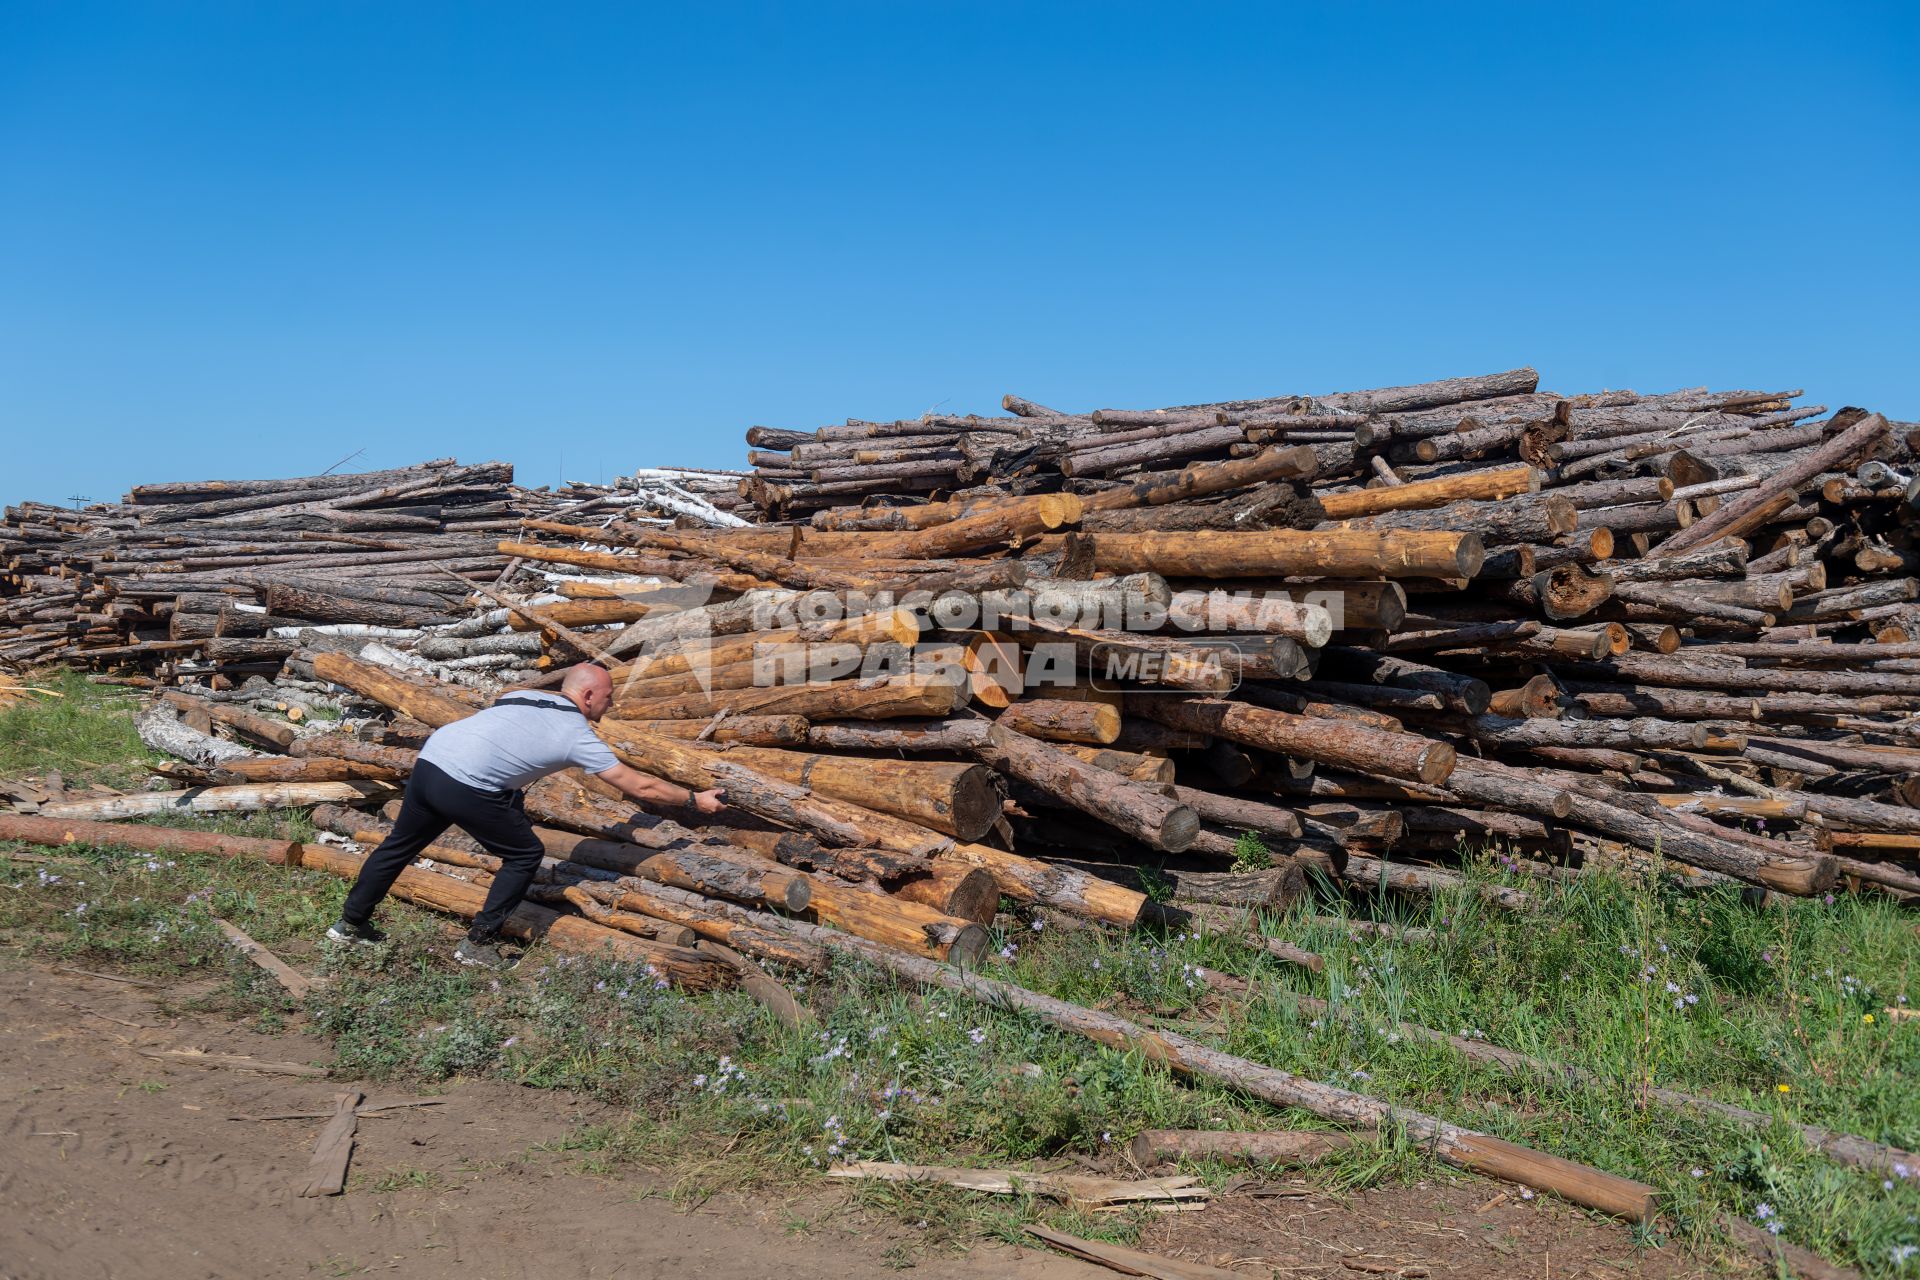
top-left (1131, 694), bottom-right (1455, 785)
top-left (289, 735), bottom-right (422, 771)
top-left (155, 691), bottom-right (296, 751)
top-left (1079, 445), bottom-right (1319, 512)
top-left (1456, 714), bottom-right (1712, 751)
top-left (976, 723), bottom-right (1198, 852)
top-left (1655, 413), bottom-right (1890, 554)
top-left (1318, 648), bottom-right (1490, 714)
top-left (1169, 786), bottom-right (1303, 839)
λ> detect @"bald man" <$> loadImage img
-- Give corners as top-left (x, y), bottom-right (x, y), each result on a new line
top-left (328, 665), bottom-right (724, 969)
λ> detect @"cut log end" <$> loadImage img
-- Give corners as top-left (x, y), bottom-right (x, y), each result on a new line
top-left (1416, 742), bottom-right (1458, 786)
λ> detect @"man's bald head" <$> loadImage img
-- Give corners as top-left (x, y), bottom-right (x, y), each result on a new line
top-left (561, 664), bottom-right (614, 721)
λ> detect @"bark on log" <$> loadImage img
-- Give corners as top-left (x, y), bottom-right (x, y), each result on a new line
top-left (134, 703), bottom-right (262, 768)
top-left (1316, 465), bottom-right (1537, 519)
top-left (996, 699), bottom-right (1122, 745)
top-left (892, 863), bottom-right (1000, 924)
top-left (1080, 530), bottom-right (1483, 580)
top-left (1079, 446), bottom-right (1319, 512)
top-left (937, 843), bottom-right (1145, 926)
top-left (976, 723), bottom-right (1199, 853)
top-left (156, 691), bottom-right (296, 751)
top-left (804, 719), bottom-right (993, 753)
top-left (610, 674), bottom-right (965, 722)
top-left (1128, 1128), bottom-right (1353, 1168)
top-left (1131, 695), bottom-right (1455, 785)
top-left (310, 650), bottom-right (474, 726)
top-left (40, 781), bottom-right (387, 821)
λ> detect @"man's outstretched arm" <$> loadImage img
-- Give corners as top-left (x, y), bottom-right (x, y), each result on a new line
top-left (596, 762), bottom-right (726, 815)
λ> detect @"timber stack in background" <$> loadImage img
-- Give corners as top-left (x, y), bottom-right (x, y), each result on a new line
top-left (5, 366), bottom-right (1920, 973)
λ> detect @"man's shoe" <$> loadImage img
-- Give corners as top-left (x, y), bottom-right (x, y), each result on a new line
top-left (325, 919), bottom-right (388, 945)
top-left (453, 938), bottom-right (516, 971)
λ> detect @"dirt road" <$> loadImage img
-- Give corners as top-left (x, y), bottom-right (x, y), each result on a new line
top-left (0, 963), bottom-right (1733, 1279)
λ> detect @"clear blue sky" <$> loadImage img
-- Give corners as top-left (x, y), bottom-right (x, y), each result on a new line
top-left (3, 2), bottom-right (1915, 509)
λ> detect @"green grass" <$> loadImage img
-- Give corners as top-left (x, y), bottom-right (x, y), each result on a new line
top-left (1229, 829), bottom-right (1271, 871)
top-left (0, 671), bottom-right (157, 789)
top-left (2, 677), bottom-right (1918, 1274)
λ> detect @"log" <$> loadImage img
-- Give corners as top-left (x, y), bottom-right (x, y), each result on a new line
top-left (134, 702), bottom-right (261, 768)
top-left (562, 878), bottom-right (828, 973)
top-left (977, 724), bottom-right (1199, 853)
top-left (1169, 786), bottom-right (1302, 839)
top-left (759, 914), bottom-right (1660, 1221)
top-left (556, 886), bottom-right (700, 947)
top-left (938, 843), bottom-right (1145, 926)
top-left (1131, 695), bottom-right (1455, 785)
top-left (1079, 445), bottom-right (1319, 511)
top-left (1053, 744), bottom-right (1176, 784)
top-left (801, 874), bottom-right (989, 965)
top-left (612, 715), bottom-right (810, 746)
top-left (982, 574), bottom-right (1170, 633)
top-left (1128, 1129), bottom-right (1353, 1169)
top-left (1163, 590), bottom-right (1333, 646)
top-left (310, 650), bottom-right (474, 726)
top-left (804, 718), bottom-right (993, 752)
top-left (289, 736), bottom-right (422, 770)
top-left (1316, 465), bottom-right (1537, 519)
top-left (155, 692), bottom-right (297, 751)
top-left (1655, 412), bottom-right (1890, 554)
top-left (1080, 530), bottom-right (1483, 580)
top-left (893, 863), bottom-right (1000, 924)
top-left (0, 814), bottom-right (735, 987)
top-left (634, 848), bottom-right (813, 912)
top-left (1319, 648), bottom-right (1490, 714)
top-left (636, 739), bottom-right (1002, 842)
top-left (996, 699), bottom-right (1122, 745)
top-left (40, 781), bottom-right (387, 822)
top-left (610, 673), bottom-right (965, 722)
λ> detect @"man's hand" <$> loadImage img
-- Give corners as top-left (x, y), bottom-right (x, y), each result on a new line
top-left (691, 788), bottom-right (726, 816)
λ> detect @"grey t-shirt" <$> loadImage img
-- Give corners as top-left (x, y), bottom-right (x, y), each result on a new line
top-left (417, 692), bottom-right (619, 791)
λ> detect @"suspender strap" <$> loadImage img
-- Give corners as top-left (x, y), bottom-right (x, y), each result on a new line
top-left (491, 696), bottom-right (584, 716)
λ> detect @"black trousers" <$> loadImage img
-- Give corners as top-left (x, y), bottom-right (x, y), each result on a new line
top-left (340, 760), bottom-right (546, 943)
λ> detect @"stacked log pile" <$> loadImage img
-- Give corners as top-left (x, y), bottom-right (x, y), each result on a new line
top-left (502, 366), bottom-right (1920, 910)
top-left (10, 369), bottom-right (1920, 946)
top-left (6, 368), bottom-right (1919, 1237)
top-left (0, 459), bottom-right (522, 673)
